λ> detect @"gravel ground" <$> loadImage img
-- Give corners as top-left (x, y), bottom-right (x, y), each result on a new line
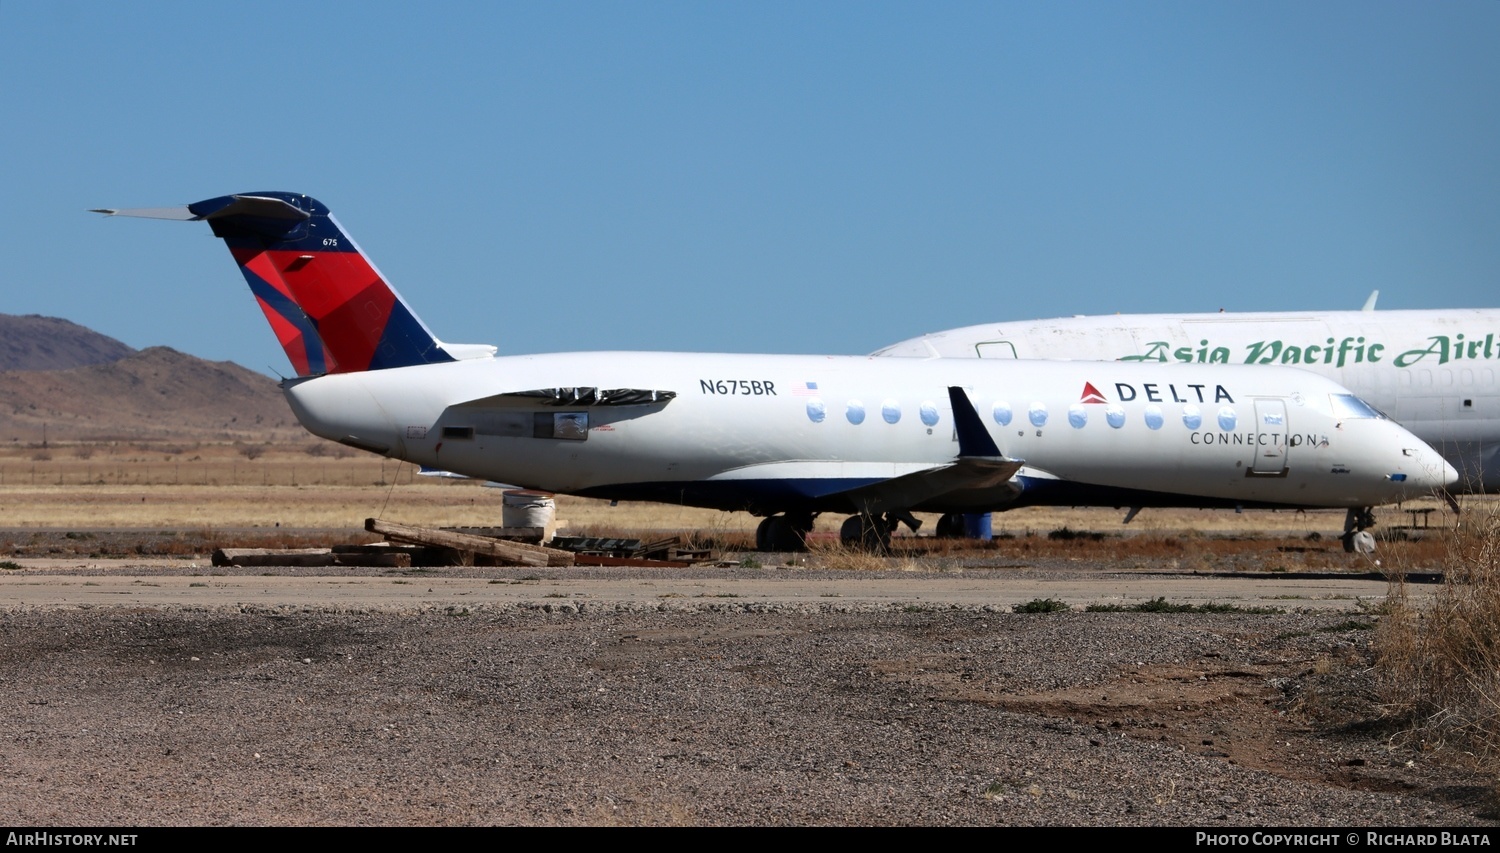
top-left (0, 590), bottom-right (1494, 826)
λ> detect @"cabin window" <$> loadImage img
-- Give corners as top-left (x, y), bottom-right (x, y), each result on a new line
top-left (441, 426), bottom-right (474, 440)
top-left (1028, 402), bottom-right (1048, 427)
top-left (1067, 404), bottom-right (1087, 429)
top-left (533, 412), bottom-right (589, 441)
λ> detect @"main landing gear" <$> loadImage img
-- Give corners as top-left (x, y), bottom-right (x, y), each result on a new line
top-left (754, 511), bottom-right (928, 553)
top-left (934, 513), bottom-right (966, 539)
top-left (837, 511), bottom-right (922, 552)
top-left (838, 514), bottom-right (893, 552)
top-left (1342, 506), bottom-right (1378, 554)
top-left (755, 513), bottom-right (815, 552)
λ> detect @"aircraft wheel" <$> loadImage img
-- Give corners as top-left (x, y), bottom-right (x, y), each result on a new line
top-left (1341, 507), bottom-right (1379, 553)
top-left (783, 512), bottom-right (815, 551)
top-left (765, 515), bottom-right (808, 552)
top-left (840, 514), bottom-right (891, 552)
top-left (1343, 530), bottom-right (1376, 554)
top-left (934, 513), bottom-right (965, 538)
top-left (755, 517), bottom-right (775, 552)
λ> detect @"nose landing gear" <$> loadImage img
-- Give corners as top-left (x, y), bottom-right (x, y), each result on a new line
top-left (1342, 506), bottom-right (1378, 553)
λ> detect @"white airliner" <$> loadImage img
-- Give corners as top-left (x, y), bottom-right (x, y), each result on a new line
top-left (875, 300), bottom-right (1500, 502)
top-left (95, 193), bottom-right (1456, 551)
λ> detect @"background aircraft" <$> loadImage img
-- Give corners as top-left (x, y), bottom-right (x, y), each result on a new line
top-left (876, 302), bottom-right (1500, 500)
top-left (95, 194), bottom-right (1456, 551)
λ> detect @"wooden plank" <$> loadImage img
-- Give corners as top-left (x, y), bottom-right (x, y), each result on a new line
top-left (366, 518), bottom-right (574, 567)
top-left (445, 526), bottom-right (546, 543)
top-left (212, 548), bottom-right (336, 568)
top-left (331, 544), bottom-right (422, 555)
top-left (332, 551), bottom-right (412, 568)
top-left (632, 536), bottom-right (681, 558)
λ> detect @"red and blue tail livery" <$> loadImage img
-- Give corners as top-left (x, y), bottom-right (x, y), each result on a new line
top-left (93, 192), bottom-right (493, 377)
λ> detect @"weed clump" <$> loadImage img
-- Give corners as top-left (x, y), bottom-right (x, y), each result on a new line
top-left (1378, 509), bottom-right (1500, 757)
top-left (1013, 597), bottom-right (1070, 613)
top-left (1047, 527), bottom-right (1106, 542)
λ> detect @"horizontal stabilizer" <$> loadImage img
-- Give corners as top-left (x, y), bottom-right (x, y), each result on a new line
top-left (90, 206), bottom-right (199, 221)
top-left (93, 195), bottom-right (312, 239)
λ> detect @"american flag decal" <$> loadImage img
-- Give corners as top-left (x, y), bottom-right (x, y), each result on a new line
top-left (791, 381), bottom-right (820, 397)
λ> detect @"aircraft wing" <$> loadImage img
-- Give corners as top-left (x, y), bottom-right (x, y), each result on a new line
top-left (833, 454), bottom-right (1023, 515)
top-left (826, 386), bottom-right (1022, 514)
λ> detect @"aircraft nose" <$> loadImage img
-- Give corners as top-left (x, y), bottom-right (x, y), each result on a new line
top-left (1389, 441), bottom-right (1458, 494)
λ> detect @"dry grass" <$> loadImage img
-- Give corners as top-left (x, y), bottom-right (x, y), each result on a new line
top-left (0, 439), bottom-right (1471, 573)
top-left (1378, 501), bottom-right (1500, 760)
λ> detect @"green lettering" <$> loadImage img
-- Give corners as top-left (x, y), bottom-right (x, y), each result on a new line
top-left (1395, 336), bottom-right (1450, 368)
top-left (1244, 340), bottom-right (1282, 364)
top-left (1121, 341), bottom-right (1170, 363)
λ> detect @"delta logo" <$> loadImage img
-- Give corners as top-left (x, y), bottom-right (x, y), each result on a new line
top-left (1079, 382), bottom-right (1108, 404)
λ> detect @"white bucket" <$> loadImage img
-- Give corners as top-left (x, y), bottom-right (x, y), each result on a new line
top-left (502, 490), bottom-right (556, 529)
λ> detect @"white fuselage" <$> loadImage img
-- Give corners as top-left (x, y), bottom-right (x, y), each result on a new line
top-left (281, 351), bottom-right (1453, 514)
top-left (875, 309), bottom-right (1500, 493)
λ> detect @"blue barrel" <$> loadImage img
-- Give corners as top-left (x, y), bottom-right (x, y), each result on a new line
top-left (962, 512), bottom-right (992, 540)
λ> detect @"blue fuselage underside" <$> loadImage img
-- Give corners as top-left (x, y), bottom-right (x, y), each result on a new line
top-left (572, 475), bottom-right (1310, 516)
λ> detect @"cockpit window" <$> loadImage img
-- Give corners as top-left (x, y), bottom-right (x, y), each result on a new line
top-left (1329, 394), bottom-right (1385, 420)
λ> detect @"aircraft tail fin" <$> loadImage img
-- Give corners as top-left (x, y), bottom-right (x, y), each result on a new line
top-left (94, 192), bottom-right (494, 377)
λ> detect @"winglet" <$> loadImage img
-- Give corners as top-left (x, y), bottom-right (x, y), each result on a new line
top-left (948, 386), bottom-right (1002, 458)
top-left (1362, 290), bottom-right (1380, 312)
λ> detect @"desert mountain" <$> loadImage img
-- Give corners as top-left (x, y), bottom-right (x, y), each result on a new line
top-left (0, 314), bottom-right (137, 372)
top-left (0, 344), bottom-right (301, 444)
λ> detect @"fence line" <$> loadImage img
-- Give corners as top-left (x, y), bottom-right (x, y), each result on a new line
top-left (0, 458), bottom-right (438, 488)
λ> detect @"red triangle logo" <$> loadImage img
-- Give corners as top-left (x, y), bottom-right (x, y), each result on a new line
top-left (1079, 382), bottom-right (1107, 404)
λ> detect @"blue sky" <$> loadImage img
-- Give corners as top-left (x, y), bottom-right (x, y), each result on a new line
top-left (3, 2), bottom-right (1497, 375)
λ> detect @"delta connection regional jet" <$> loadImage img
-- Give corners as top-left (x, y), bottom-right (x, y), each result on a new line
top-left (95, 193), bottom-right (1455, 551)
